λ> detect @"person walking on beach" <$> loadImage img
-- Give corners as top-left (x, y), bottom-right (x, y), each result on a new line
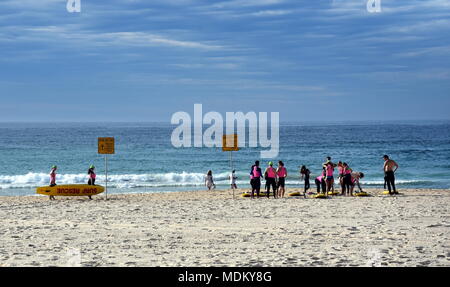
top-left (383, 155), bottom-right (399, 195)
top-left (229, 170), bottom-right (237, 190)
top-left (300, 165), bottom-right (310, 197)
top-left (205, 170), bottom-right (215, 190)
top-left (250, 161), bottom-right (263, 198)
top-left (276, 161), bottom-right (287, 198)
top-left (49, 165), bottom-right (57, 200)
top-left (264, 162), bottom-right (277, 199)
top-left (49, 165), bottom-right (57, 187)
top-left (88, 165), bottom-right (96, 186)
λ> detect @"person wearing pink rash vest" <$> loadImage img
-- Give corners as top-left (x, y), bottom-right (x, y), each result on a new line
top-left (49, 165), bottom-right (57, 200)
top-left (264, 161), bottom-right (277, 199)
top-left (276, 161), bottom-right (288, 198)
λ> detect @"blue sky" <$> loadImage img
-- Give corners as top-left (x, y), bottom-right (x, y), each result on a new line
top-left (0, 0), bottom-right (449, 122)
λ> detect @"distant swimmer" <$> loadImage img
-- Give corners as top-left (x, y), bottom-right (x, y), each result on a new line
top-left (276, 161), bottom-right (287, 198)
top-left (205, 170), bottom-right (216, 191)
top-left (264, 161), bottom-right (277, 199)
top-left (300, 165), bottom-right (310, 197)
top-left (250, 161), bottom-right (263, 199)
top-left (383, 155), bottom-right (399, 195)
top-left (49, 165), bottom-right (57, 200)
top-left (229, 170), bottom-right (237, 190)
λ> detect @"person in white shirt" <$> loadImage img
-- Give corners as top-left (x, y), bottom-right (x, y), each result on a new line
top-left (229, 170), bottom-right (237, 190)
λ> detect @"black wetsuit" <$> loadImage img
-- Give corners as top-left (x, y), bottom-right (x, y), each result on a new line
top-left (385, 171), bottom-right (396, 194)
top-left (304, 169), bottom-right (310, 192)
top-left (250, 165), bottom-right (262, 197)
top-left (315, 177), bottom-right (326, 194)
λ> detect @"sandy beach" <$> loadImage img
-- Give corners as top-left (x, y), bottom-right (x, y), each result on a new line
top-left (0, 188), bottom-right (449, 267)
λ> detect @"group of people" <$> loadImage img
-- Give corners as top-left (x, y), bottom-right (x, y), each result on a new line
top-left (204, 155), bottom-right (400, 197)
top-left (48, 165), bottom-right (97, 200)
top-left (300, 157), bottom-right (365, 197)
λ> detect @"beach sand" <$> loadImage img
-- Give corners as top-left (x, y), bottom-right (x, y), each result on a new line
top-left (0, 188), bottom-right (449, 267)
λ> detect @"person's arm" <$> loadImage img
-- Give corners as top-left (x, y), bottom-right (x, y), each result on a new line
top-left (393, 161), bottom-right (399, 173)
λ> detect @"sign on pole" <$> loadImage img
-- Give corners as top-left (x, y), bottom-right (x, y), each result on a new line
top-left (98, 137), bottom-right (115, 154)
top-left (222, 134), bottom-right (239, 152)
top-left (222, 134), bottom-right (238, 199)
top-left (98, 137), bottom-right (115, 200)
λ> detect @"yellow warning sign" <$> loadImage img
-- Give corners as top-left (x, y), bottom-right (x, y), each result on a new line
top-left (98, 137), bottom-right (115, 154)
top-left (222, 134), bottom-right (239, 151)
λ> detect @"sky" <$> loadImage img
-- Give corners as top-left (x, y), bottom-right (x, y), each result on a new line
top-left (0, 0), bottom-right (449, 122)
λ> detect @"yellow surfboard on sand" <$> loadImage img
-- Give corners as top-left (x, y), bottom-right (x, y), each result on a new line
top-left (36, 184), bottom-right (105, 197)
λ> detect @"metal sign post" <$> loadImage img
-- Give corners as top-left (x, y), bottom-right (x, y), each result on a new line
top-left (98, 137), bottom-right (115, 200)
top-left (222, 134), bottom-right (239, 200)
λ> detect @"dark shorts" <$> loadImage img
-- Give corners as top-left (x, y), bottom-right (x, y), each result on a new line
top-left (326, 176), bottom-right (334, 181)
top-left (277, 177), bottom-right (285, 188)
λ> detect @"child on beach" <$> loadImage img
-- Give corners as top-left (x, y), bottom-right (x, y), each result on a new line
top-left (300, 165), bottom-right (310, 196)
top-left (229, 170), bottom-right (237, 190)
top-left (49, 165), bottom-right (57, 200)
top-left (205, 170), bottom-right (215, 190)
top-left (88, 165), bottom-right (96, 186)
top-left (276, 161), bottom-right (287, 198)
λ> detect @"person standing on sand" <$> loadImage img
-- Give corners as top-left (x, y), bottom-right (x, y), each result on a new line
top-left (205, 170), bottom-right (215, 190)
top-left (250, 161), bottom-right (263, 198)
top-left (229, 170), bottom-right (237, 190)
top-left (300, 165), bottom-right (310, 197)
top-left (383, 155), bottom-right (399, 195)
top-left (49, 165), bottom-right (57, 200)
top-left (276, 161), bottom-right (287, 198)
top-left (342, 163), bottom-right (353, 196)
top-left (324, 161), bottom-right (336, 193)
top-left (337, 161), bottom-right (345, 195)
top-left (264, 161), bottom-right (277, 199)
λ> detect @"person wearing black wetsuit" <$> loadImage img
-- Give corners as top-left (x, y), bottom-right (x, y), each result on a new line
top-left (250, 161), bottom-right (263, 198)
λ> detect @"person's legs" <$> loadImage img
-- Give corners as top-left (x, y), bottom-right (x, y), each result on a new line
top-left (272, 179), bottom-right (277, 198)
top-left (256, 180), bottom-right (261, 198)
top-left (321, 180), bottom-right (327, 194)
top-left (315, 179), bottom-right (321, 193)
top-left (385, 172), bottom-right (392, 194)
top-left (387, 171), bottom-right (397, 193)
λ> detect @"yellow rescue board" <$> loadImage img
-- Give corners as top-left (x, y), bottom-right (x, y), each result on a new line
top-left (36, 184), bottom-right (105, 197)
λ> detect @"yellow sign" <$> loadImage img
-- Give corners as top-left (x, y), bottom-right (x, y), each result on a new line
top-left (222, 134), bottom-right (239, 151)
top-left (98, 137), bottom-right (115, 154)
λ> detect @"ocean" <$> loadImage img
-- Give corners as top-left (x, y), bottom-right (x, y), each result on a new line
top-left (0, 121), bottom-right (449, 196)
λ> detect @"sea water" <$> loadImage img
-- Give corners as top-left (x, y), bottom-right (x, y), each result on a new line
top-left (0, 121), bottom-right (449, 196)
